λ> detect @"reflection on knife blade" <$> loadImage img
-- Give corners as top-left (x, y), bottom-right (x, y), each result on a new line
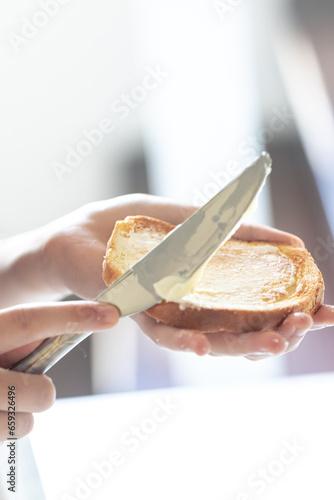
top-left (11, 152), bottom-right (271, 374)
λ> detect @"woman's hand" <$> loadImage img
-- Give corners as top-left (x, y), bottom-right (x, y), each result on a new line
top-left (0, 301), bottom-right (118, 441)
top-left (41, 194), bottom-right (196, 301)
top-left (4, 193), bottom-right (333, 360)
top-left (133, 223), bottom-right (334, 359)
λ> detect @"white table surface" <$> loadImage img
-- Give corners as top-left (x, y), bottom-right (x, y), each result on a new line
top-left (28, 373), bottom-right (334, 500)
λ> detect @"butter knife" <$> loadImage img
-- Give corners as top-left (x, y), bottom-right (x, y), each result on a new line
top-left (10, 152), bottom-right (272, 374)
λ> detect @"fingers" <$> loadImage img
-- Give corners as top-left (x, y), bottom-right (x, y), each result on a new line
top-left (0, 412), bottom-right (34, 441)
top-left (99, 194), bottom-right (196, 227)
top-left (133, 312), bottom-right (288, 358)
top-left (310, 305), bottom-right (334, 330)
top-left (126, 194), bottom-right (196, 226)
top-left (0, 341), bottom-right (46, 368)
top-left (233, 223), bottom-right (305, 247)
top-left (278, 313), bottom-right (312, 336)
top-left (277, 313), bottom-right (313, 351)
top-left (245, 313), bottom-right (313, 360)
top-left (0, 369), bottom-right (56, 441)
top-left (0, 302), bottom-right (119, 355)
top-left (132, 313), bottom-right (211, 356)
top-left (0, 369), bottom-right (56, 413)
top-left (207, 329), bottom-right (288, 358)
top-left (134, 311), bottom-right (316, 359)
top-left (91, 195), bottom-right (305, 247)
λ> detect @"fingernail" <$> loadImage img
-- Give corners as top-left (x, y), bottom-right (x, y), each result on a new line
top-left (271, 337), bottom-right (288, 350)
top-left (262, 338), bottom-right (289, 355)
top-left (251, 349), bottom-right (275, 356)
top-left (196, 341), bottom-right (211, 356)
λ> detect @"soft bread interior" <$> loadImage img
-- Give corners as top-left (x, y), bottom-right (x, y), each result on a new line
top-left (103, 216), bottom-right (320, 312)
top-left (179, 241), bottom-right (299, 311)
top-left (110, 225), bottom-right (165, 274)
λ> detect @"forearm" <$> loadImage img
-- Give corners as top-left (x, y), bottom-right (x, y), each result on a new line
top-left (0, 227), bottom-right (68, 308)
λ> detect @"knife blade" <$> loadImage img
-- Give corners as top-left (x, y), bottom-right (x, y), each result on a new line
top-left (11, 152), bottom-right (272, 374)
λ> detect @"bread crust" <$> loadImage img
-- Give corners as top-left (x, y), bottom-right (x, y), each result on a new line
top-left (102, 216), bottom-right (324, 333)
top-left (102, 216), bottom-right (174, 287)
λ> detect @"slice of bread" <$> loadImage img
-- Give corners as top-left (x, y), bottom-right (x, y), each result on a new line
top-left (102, 215), bottom-right (324, 333)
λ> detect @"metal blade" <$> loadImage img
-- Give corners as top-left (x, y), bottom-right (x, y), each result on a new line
top-left (96, 268), bottom-right (159, 316)
top-left (126, 151), bottom-right (272, 300)
top-left (97, 152), bottom-right (271, 316)
top-left (10, 152), bottom-right (271, 374)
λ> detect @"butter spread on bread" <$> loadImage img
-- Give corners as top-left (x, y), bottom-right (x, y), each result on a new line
top-left (102, 216), bottom-right (324, 333)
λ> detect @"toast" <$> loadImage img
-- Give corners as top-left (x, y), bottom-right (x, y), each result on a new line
top-left (102, 215), bottom-right (324, 333)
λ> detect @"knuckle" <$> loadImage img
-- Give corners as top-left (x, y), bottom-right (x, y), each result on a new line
top-left (75, 303), bottom-right (98, 322)
top-left (129, 193), bottom-right (152, 210)
top-left (132, 193), bottom-right (150, 204)
top-left (11, 307), bottom-right (37, 336)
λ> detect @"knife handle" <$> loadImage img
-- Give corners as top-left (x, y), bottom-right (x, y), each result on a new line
top-left (10, 332), bottom-right (92, 374)
top-left (10, 270), bottom-right (157, 374)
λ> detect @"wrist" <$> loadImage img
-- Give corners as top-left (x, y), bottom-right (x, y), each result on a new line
top-left (39, 226), bottom-right (71, 299)
top-left (0, 227), bottom-right (69, 307)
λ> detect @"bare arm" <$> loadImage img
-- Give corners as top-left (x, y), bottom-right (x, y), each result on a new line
top-left (0, 228), bottom-right (66, 308)
top-left (1, 193), bottom-right (333, 359)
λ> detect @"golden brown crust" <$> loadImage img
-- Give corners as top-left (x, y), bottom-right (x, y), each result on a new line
top-left (102, 216), bottom-right (324, 333)
top-left (102, 216), bottom-right (174, 286)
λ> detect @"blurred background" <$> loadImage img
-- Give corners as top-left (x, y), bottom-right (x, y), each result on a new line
top-left (0, 0), bottom-right (333, 397)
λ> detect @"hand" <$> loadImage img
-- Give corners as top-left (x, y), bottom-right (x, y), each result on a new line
top-left (0, 301), bottom-right (118, 441)
top-left (22, 193), bottom-right (334, 360)
top-left (43, 194), bottom-right (195, 300)
top-left (133, 224), bottom-right (334, 359)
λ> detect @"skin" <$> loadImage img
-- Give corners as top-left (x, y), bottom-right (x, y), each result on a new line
top-left (0, 301), bottom-right (119, 441)
top-left (0, 193), bottom-right (333, 439)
